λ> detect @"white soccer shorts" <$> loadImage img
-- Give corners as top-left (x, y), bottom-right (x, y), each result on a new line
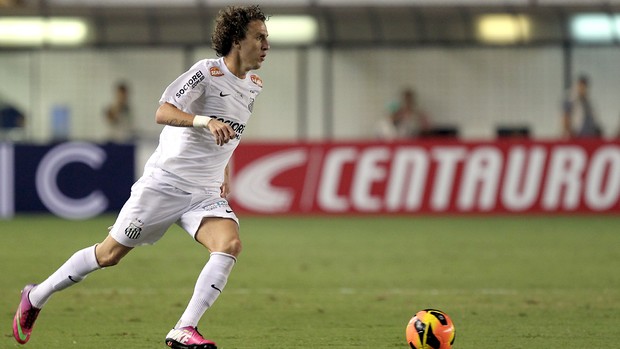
top-left (109, 175), bottom-right (239, 247)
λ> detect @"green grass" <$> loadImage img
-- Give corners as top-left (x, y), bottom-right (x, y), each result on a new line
top-left (1, 215), bottom-right (619, 348)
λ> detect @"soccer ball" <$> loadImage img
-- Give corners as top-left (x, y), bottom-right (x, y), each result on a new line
top-left (406, 309), bottom-right (455, 349)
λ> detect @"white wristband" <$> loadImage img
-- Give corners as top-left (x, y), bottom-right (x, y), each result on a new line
top-left (193, 115), bottom-right (211, 128)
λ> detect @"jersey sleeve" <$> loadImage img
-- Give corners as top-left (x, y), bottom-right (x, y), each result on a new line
top-left (159, 60), bottom-right (211, 111)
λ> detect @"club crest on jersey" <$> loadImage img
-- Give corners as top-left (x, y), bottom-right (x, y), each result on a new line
top-left (210, 67), bottom-right (224, 77)
top-left (250, 74), bottom-right (263, 87)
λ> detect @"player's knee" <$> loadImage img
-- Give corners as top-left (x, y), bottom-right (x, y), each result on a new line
top-left (228, 239), bottom-right (243, 257)
top-left (218, 237), bottom-right (242, 257)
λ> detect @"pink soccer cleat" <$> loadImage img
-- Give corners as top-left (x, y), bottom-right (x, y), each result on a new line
top-left (165, 326), bottom-right (217, 349)
top-left (13, 284), bottom-right (41, 345)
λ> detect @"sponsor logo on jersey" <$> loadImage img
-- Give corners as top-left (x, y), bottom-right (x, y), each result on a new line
top-left (175, 70), bottom-right (205, 98)
top-left (210, 67), bottom-right (224, 77)
top-left (248, 98), bottom-right (255, 112)
top-left (209, 116), bottom-right (246, 140)
top-left (250, 74), bottom-right (263, 87)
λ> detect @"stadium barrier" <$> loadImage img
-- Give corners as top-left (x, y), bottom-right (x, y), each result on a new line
top-left (229, 139), bottom-right (620, 215)
top-left (2, 139), bottom-right (619, 219)
top-left (0, 141), bottom-right (134, 219)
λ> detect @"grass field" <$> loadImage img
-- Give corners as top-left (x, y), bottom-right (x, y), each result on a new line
top-left (1, 214), bottom-right (619, 348)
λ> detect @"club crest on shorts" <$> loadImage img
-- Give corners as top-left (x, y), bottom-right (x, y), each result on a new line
top-left (124, 219), bottom-right (143, 239)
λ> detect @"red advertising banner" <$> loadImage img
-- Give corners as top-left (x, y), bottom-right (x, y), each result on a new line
top-left (228, 139), bottom-right (620, 215)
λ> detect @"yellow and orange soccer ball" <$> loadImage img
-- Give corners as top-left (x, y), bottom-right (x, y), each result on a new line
top-left (406, 309), bottom-right (456, 349)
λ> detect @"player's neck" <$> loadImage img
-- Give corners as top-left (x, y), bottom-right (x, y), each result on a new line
top-left (223, 56), bottom-right (248, 79)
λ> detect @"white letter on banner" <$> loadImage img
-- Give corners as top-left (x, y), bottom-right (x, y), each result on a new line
top-left (351, 146), bottom-right (389, 212)
top-left (35, 142), bottom-right (108, 219)
top-left (0, 142), bottom-right (15, 219)
top-left (234, 149), bottom-right (307, 213)
top-left (502, 146), bottom-right (546, 211)
top-left (430, 147), bottom-right (466, 211)
top-left (542, 146), bottom-right (586, 210)
top-left (585, 145), bottom-right (620, 210)
top-left (385, 147), bottom-right (429, 212)
top-left (457, 146), bottom-right (502, 211)
top-left (318, 147), bottom-right (357, 212)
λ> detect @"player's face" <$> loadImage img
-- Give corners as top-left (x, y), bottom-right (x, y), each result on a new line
top-left (238, 20), bottom-right (269, 71)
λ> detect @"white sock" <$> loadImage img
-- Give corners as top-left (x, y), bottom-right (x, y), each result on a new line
top-left (175, 252), bottom-right (236, 329)
top-left (29, 245), bottom-right (101, 308)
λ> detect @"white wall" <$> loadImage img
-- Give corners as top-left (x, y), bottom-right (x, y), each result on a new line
top-left (0, 52), bottom-right (33, 138)
top-left (40, 49), bottom-right (186, 142)
top-left (1, 46), bottom-right (619, 143)
top-left (2, 49), bottom-right (184, 142)
top-left (331, 47), bottom-right (564, 139)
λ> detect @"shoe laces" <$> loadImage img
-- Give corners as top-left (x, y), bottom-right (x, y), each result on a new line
top-left (23, 308), bottom-right (40, 328)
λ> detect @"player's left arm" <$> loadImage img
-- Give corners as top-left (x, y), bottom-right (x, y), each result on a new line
top-left (220, 163), bottom-right (231, 198)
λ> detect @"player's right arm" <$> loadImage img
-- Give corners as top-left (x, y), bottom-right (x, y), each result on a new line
top-left (155, 102), bottom-right (194, 127)
top-left (155, 102), bottom-right (235, 146)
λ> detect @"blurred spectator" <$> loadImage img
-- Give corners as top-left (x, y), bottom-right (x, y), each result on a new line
top-left (376, 100), bottom-right (408, 140)
top-left (376, 88), bottom-right (430, 140)
top-left (104, 82), bottom-right (135, 143)
top-left (562, 74), bottom-right (601, 139)
top-left (0, 99), bottom-right (26, 141)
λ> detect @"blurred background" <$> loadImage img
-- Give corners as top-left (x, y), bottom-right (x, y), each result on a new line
top-left (2, 0), bottom-right (620, 142)
top-left (1, 0), bottom-right (620, 218)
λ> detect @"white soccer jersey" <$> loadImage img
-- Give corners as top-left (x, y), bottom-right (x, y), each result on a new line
top-left (144, 57), bottom-right (263, 191)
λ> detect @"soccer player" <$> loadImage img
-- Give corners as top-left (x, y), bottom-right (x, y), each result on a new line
top-left (12, 5), bottom-right (269, 349)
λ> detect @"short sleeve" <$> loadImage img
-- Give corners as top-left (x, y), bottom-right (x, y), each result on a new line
top-left (159, 60), bottom-right (210, 111)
